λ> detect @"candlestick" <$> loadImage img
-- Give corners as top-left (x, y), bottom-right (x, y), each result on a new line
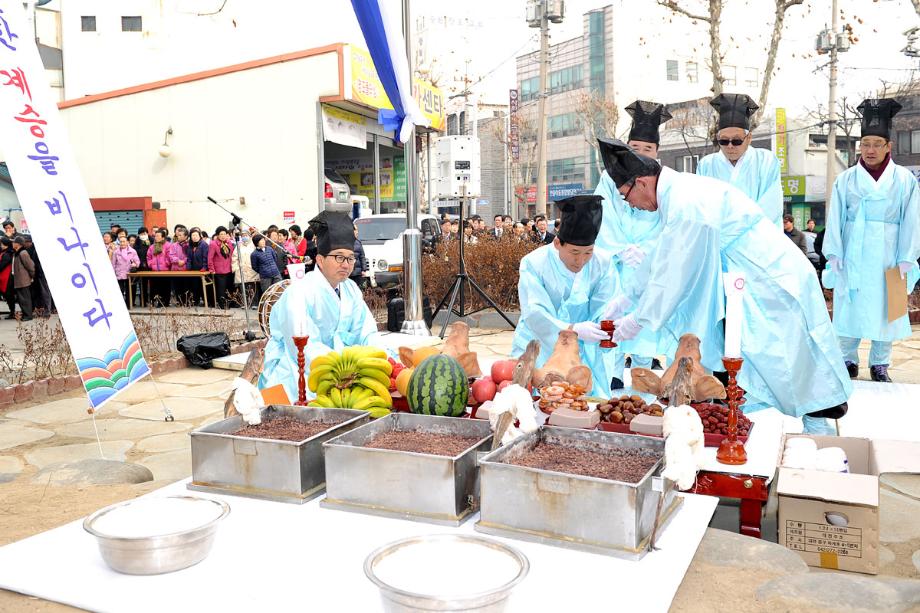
top-left (717, 356), bottom-right (748, 465)
top-left (723, 272), bottom-right (745, 358)
top-left (293, 335), bottom-right (309, 406)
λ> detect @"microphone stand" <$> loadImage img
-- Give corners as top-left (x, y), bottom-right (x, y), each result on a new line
top-left (207, 196), bottom-right (260, 342)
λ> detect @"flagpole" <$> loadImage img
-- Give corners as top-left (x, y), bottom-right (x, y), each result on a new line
top-left (400, 0), bottom-right (429, 335)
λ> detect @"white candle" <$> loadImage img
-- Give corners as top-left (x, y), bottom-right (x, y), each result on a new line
top-left (289, 297), bottom-right (307, 338)
top-left (723, 272), bottom-right (745, 358)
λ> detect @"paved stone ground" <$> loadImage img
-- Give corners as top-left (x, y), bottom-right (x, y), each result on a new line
top-left (0, 326), bottom-right (916, 611)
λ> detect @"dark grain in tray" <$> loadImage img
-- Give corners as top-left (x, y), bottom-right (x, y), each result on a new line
top-left (232, 416), bottom-right (346, 442)
top-left (364, 429), bottom-right (481, 456)
top-left (505, 441), bottom-right (659, 483)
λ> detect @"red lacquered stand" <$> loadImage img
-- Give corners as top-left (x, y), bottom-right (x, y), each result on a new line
top-left (293, 335), bottom-right (309, 406)
top-left (716, 356), bottom-right (747, 465)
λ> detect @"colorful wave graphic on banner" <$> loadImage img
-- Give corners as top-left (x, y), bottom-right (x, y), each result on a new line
top-left (76, 332), bottom-right (150, 408)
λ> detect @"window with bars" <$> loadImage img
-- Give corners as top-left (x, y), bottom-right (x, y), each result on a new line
top-left (121, 16), bottom-right (142, 32)
top-left (744, 67), bottom-right (758, 88)
top-left (547, 113), bottom-right (581, 139)
top-left (666, 60), bottom-right (679, 82)
top-left (681, 155), bottom-right (700, 172)
top-left (547, 157), bottom-right (584, 183)
top-left (723, 65), bottom-right (737, 86)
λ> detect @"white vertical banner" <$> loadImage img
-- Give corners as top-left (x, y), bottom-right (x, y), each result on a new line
top-left (0, 2), bottom-right (149, 408)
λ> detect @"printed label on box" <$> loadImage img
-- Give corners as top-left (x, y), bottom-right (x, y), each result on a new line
top-left (784, 520), bottom-right (862, 558)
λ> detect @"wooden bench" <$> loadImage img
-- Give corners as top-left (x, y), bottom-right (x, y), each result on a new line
top-left (127, 270), bottom-right (216, 308)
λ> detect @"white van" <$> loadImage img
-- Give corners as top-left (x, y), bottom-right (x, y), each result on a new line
top-left (354, 213), bottom-right (441, 287)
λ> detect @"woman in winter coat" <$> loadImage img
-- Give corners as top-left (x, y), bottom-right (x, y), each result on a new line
top-left (208, 226), bottom-right (235, 309)
top-left (146, 229), bottom-right (171, 306)
top-left (0, 237), bottom-right (14, 318)
top-left (250, 234), bottom-right (282, 293)
top-left (168, 225), bottom-right (190, 304)
top-left (232, 232), bottom-right (259, 308)
top-left (186, 228), bottom-right (209, 306)
top-left (111, 234), bottom-right (140, 306)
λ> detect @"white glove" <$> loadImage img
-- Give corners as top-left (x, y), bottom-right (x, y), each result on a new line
top-left (571, 321), bottom-right (609, 343)
top-left (613, 314), bottom-right (642, 342)
top-left (898, 261), bottom-right (913, 279)
top-left (828, 257), bottom-right (843, 274)
top-left (232, 378), bottom-right (265, 425)
top-left (620, 245), bottom-right (645, 268)
top-left (602, 295), bottom-right (632, 321)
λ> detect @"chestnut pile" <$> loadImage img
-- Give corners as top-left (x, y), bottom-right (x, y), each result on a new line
top-left (694, 404), bottom-right (752, 436)
top-left (538, 382), bottom-right (588, 413)
top-left (597, 395), bottom-right (664, 424)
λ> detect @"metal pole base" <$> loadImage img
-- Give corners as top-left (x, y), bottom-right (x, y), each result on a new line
top-left (400, 318), bottom-right (431, 335)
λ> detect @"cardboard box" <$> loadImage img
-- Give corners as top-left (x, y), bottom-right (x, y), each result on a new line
top-left (777, 435), bottom-right (920, 575)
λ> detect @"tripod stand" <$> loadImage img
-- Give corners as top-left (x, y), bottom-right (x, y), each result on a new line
top-left (431, 185), bottom-right (515, 338)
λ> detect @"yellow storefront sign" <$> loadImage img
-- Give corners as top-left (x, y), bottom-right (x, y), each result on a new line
top-left (349, 45), bottom-right (445, 131)
top-left (775, 108), bottom-right (789, 174)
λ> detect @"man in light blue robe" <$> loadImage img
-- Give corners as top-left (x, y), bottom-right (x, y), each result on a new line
top-left (513, 195), bottom-right (624, 397)
top-left (824, 98), bottom-right (920, 383)
top-left (595, 101), bottom-right (671, 387)
top-left (602, 139), bottom-right (851, 434)
top-left (697, 93), bottom-right (783, 228)
top-left (260, 212), bottom-right (383, 401)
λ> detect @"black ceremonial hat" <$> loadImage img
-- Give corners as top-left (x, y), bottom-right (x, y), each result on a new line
top-left (858, 98), bottom-right (902, 139)
top-left (308, 211), bottom-right (355, 256)
top-left (710, 93), bottom-right (759, 131)
top-left (598, 137), bottom-right (661, 188)
top-left (626, 100), bottom-right (672, 144)
top-left (554, 195), bottom-right (603, 247)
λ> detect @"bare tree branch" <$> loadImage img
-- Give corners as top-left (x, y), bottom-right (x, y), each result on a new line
top-left (657, 0), bottom-right (710, 22)
top-left (912, 0), bottom-right (920, 19)
top-left (709, 0), bottom-right (724, 97)
top-left (751, 0), bottom-right (805, 128)
top-left (573, 90), bottom-right (620, 177)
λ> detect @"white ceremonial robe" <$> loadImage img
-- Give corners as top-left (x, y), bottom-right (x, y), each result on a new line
top-left (697, 147), bottom-right (783, 228)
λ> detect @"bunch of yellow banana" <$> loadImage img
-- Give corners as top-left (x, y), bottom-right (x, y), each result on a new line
top-left (307, 346), bottom-right (393, 418)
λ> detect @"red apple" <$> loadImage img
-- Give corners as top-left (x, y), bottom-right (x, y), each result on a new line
top-left (490, 359), bottom-right (517, 384)
top-left (471, 377), bottom-right (497, 404)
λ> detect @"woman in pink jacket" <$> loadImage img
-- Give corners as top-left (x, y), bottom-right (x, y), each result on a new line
top-left (146, 229), bottom-right (171, 306)
top-left (168, 225), bottom-right (190, 305)
top-left (208, 225), bottom-right (235, 309)
top-left (111, 234), bottom-right (140, 306)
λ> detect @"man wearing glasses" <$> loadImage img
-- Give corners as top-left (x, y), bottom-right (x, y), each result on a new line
top-left (601, 139), bottom-right (851, 435)
top-left (513, 195), bottom-right (624, 397)
top-left (697, 93), bottom-right (783, 229)
top-left (260, 211), bottom-right (384, 401)
top-left (595, 101), bottom-right (671, 389)
top-left (823, 98), bottom-right (920, 383)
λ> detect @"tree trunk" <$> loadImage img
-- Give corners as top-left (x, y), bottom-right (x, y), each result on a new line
top-left (751, 0), bottom-right (804, 130)
top-left (709, 0), bottom-right (724, 97)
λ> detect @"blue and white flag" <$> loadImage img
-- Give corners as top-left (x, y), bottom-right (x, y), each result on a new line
top-left (350, 0), bottom-right (429, 143)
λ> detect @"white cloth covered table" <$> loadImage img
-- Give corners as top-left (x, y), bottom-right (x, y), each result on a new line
top-left (0, 480), bottom-right (717, 613)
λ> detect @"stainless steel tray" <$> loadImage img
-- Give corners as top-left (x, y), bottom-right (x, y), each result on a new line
top-left (475, 426), bottom-right (681, 559)
top-left (321, 413), bottom-right (493, 526)
top-left (188, 405), bottom-right (369, 504)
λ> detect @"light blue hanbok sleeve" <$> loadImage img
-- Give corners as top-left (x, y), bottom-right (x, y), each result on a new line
top-left (594, 172), bottom-right (630, 257)
top-left (258, 288), bottom-right (336, 402)
top-left (758, 153), bottom-right (783, 228)
top-left (634, 212), bottom-right (724, 367)
top-left (896, 172), bottom-right (920, 267)
top-left (517, 257), bottom-right (570, 342)
top-left (822, 174), bottom-right (847, 262)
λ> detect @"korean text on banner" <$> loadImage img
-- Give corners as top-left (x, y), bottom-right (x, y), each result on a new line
top-left (775, 108), bottom-right (788, 175)
top-left (0, 2), bottom-right (149, 409)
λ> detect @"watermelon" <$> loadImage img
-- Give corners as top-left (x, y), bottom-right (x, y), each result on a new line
top-left (407, 355), bottom-right (469, 417)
